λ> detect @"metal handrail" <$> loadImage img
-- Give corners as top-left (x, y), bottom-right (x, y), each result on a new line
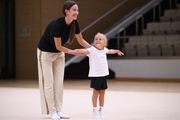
top-left (81, 0), bottom-right (129, 32)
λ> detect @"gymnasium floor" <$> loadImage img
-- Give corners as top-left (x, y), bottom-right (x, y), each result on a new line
top-left (0, 79), bottom-right (180, 120)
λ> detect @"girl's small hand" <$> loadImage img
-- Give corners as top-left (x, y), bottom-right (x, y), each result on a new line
top-left (117, 51), bottom-right (124, 56)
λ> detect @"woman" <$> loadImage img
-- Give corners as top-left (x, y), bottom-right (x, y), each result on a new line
top-left (37, 0), bottom-right (90, 120)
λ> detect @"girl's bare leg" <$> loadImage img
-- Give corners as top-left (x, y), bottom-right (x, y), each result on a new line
top-left (92, 89), bottom-right (99, 107)
top-left (99, 90), bottom-right (105, 106)
top-left (92, 89), bottom-right (100, 118)
top-left (99, 90), bottom-right (105, 118)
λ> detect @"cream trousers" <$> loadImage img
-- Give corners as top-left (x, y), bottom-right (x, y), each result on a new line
top-left (37, 49), bottom-right (65, 115)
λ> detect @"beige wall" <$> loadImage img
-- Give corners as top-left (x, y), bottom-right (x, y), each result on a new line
top-left (15, 0), bottom-right (145, 79)
top-left (16, 1), bottom-right (41, 79)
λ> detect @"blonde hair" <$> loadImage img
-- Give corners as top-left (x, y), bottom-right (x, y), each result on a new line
top-left (95, 32), bottom-right (108, 46)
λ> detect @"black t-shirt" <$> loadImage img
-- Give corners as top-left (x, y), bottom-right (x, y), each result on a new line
top-left (38, 17), bottom-right (80, 52)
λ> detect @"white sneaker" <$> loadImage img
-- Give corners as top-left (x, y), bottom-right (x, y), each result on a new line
top-left (99, 107), bottom-right (105, 118)
top-left (57, 112), bottom-right (69, 119)
top-left (51, 113), bottom-right (60, 120)
top-left (93, 108), bottom-right (100, 119)
top-left (99, 111), bottom-right (105, 118)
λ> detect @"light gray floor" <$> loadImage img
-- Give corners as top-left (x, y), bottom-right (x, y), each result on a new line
top-left (0, 79), bottom-right (180, 120)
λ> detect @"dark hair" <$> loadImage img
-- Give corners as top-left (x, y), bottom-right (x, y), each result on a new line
top-left (62, 0), bottom-right (77, 44)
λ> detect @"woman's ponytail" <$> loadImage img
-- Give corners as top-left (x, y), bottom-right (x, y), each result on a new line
top-left (62, 0), bottom-right (77, 44)
top-left (68, 21), bottom-right (75, 44)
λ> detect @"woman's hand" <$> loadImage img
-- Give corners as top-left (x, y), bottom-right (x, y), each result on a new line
top-left (75, 49), bottom-right (89, 56)
top-left (68, 49), bottom-right (89, 56)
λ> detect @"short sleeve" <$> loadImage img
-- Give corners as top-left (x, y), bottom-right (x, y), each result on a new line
top-left (104, 47), bottom-right (109, 53)
top-left (74, 20), bottom-right (80, 34)
top-left (86, 46), bottom-right (93, 56)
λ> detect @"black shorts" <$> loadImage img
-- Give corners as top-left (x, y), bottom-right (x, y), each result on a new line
top-left (90, 76), bottom-right (108, 90)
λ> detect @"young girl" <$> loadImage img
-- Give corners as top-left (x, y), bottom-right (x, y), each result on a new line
top-left (37, 0), bottom-right (90, 120)
top-left (86, 32), bottom-right (124, 118)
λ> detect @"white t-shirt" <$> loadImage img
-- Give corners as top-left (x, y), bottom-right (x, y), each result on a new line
top-left (87, 46), bottom-right (109, 77)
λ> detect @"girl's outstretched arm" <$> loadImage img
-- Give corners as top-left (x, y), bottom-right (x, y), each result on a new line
top-left (107, 49), bottom-right (124, 56)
